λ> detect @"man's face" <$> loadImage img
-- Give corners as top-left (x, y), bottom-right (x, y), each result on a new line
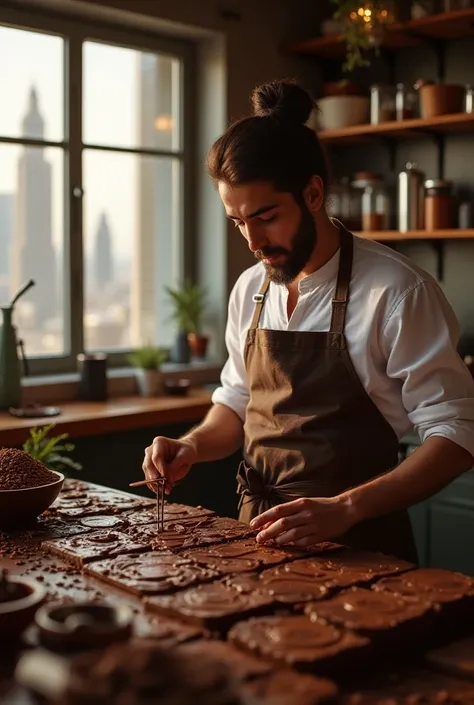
top-left (218, 180), bottom-right (318, 285)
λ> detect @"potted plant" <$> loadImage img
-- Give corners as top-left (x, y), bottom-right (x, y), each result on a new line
top-left (165, 282), bottom-right (209, 361)
top-left (22, 423), bottom-right (82, 475)
top-left (127, 346), bottom-right (169, 397)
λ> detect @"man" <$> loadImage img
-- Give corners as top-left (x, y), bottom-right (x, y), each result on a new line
top-left (142, 79), bottom-right (474, 562)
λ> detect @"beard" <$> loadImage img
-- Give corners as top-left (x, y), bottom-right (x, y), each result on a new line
top-left (255, 203), bottom-right (317, 285)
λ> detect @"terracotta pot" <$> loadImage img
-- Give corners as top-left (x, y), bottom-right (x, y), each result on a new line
top-left (187, 333), bottom-right (209, 359)
top-left (419, 84), bottom-right (465, 118)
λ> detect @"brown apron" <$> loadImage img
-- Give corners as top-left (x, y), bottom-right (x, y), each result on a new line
top-left (237, 224), bottom-right (417, 563)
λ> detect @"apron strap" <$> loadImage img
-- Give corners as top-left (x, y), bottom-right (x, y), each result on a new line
top-left (250, 277), bottom-right (271, 330)
top-left (330, 225), bottom-right (354, 335)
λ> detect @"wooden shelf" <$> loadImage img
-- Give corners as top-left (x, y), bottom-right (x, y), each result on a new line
top-left (356, 229), bottom-right (474, 241)
top-left (282, 7), bottom-right (474, 58)
top-left (318, 112), bottom-right (474, 145)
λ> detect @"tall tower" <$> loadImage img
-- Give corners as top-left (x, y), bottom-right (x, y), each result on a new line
top-left (11, 87), bottom-right (56, 324)
top-left (94, 211), bottom-right (114, 290)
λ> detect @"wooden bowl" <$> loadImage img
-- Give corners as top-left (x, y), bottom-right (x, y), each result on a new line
top-left (0, 576), bottom-right (46, 642)
top-left (0, 470), bottom-right (64, 529)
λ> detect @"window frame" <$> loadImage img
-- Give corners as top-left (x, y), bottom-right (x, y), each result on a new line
top-left (0, 5), bottom-right (196, 375)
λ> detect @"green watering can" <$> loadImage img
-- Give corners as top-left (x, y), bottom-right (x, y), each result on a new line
top-left (0, 279), bottom-right (35, 410)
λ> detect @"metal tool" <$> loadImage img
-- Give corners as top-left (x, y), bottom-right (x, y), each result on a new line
top-left (156, 478), bottom-right (166, 533)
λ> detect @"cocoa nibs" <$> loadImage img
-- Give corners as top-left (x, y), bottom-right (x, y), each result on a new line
top-left (0, 448), bottom-right (58, 490)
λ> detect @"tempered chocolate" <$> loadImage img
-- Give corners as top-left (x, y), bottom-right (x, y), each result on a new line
top-left (180, 537), bottom-right (306, 574)
top-left (342, 667), bottom-right (474, 705)
top-left (426, 637), bottom-right (474, 681)
top-left (176, 639), bottom-right (273, 680)
top-left (145, 579), bottom-right (274, 632)
top-left (228, 614), bottom-right (370, 676)
top-left (125, 518), bottom-right (213, 545)
top-left (245, 670), bottom-right (338, 705)
top-left (85, 552), bottom-right (219, 596)
top-left (125, 503), bottom-right (215, 527)
top-left (146, 517), bottom-right (252, 553)
top-left (305, 587), bottom-right (433, 647)
top-left (132, 613), bottom-right (204, 647)
top-left (227, 570), bottom-right (331, 605)
top-left (323, 548), bottom-right (414, 581)
top-left (42, 530), bottom-right (147, 567)
top-left (52, 491), bottom-right (154, 518)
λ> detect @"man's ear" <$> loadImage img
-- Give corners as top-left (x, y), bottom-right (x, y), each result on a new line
top-left (302, 175), bottom-right (325, 215)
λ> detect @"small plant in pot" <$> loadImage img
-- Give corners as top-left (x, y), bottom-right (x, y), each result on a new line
top-left (165, 282), bottom-right (209, 361)
top-left (127, 346), bottom-right (169, 398)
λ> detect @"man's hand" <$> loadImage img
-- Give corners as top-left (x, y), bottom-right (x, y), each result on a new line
top-left (142, 437), bottom-right (198, 495)
top-left (250, 495), bottom-right (357, 547)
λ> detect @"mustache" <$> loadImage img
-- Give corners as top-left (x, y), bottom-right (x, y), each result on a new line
top-left (255, 247), bottom-right (288, 260)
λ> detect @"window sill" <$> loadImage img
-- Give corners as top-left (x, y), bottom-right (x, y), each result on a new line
top-left (22, 360), bottom-right (223, 405)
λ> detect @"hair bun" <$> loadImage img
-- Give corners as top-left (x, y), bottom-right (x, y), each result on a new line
top-left (251, 79), bottom-right (314, 126)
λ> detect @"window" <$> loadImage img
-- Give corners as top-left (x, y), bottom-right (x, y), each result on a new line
top-left (0, 8), bottom-right (194, 374)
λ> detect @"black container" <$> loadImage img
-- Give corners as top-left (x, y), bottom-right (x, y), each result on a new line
top-left (77, 353), bottom-right (108, 401)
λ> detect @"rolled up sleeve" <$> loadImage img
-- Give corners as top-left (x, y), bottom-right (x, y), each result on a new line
top-left (382, 280), bottom-right (474, 459)
top-left (211, 283), bottom-right (250, 422)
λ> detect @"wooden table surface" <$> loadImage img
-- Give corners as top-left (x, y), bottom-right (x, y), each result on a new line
top-left (0, 389), bottom-right (213, 446)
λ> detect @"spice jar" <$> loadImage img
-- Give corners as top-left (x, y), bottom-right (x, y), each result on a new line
top-left (424, 179), bottom-right (454, 230)
top-left (362, 182), bottom-right (390, 231)
top-left (370, 84), bottom-right (396, 124)
top-left (465, 84), bottom-right (474, 114)
top-left (395, 83), bottom-right (418, 120)
top-left (326, 177), bottom-right (361, 231)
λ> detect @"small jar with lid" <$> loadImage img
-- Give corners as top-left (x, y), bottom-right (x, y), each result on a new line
top-left (370, 84), bottom-right (396, 124)
top-left (465, 84), bottom-right (474, 114)
top-left (362, 182), bottom-right (390, 231)
top-left (395, 83), bottom-right (418, 120)
top-left (424, 179), bottom-right (454, 230)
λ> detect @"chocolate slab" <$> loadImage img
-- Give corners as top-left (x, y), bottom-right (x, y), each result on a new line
top-left (228, 614), bottom-right (371, 677)
top-left (426, 637), bottom-right (474, 681)
top-left (85, 552), bottom-right (220, 596)
top-left (52, 491), bottom-right (155, 518)
top-left (245, 670), bottom-right (338, 705)
top-left (145, 579), bottom-right (274, 632)
top-left (373, 568), bottom-right (474, 637)
top-left (140, 516), bottom-right (253, 553)
top-left (227, 569), bottom-right (332, 606)
top-left (304, 587), bottom-right (434, 652)
top-left (176, 639), bottom-right (273, 680)
top-left (124, 517), bottom-right (215, 545)
top-left (323, 548), bottom-right (415, 581)
top-left (342, 667), bottom-right (474, 705)
top-left (132, 612), bottom-right (205, 647)
top-left (180, 537), bottom-right (307, 574)
top-left (124, 503), bottom-right (215, 527)
top-left (42, 530), bottom-right (148, 567)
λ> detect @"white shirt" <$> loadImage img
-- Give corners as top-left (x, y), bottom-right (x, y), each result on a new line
top-left (212, 235), bottom-right (474, 458)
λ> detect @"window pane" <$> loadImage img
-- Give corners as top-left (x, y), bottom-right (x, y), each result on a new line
top-left (0, 25), bottom-right (64, 142)
top-left (0, 144), bottom-right (66, 356)
top-left (84, 41), bottom-right (181, 151)
top-left (83, 150), bottom-right (182, 352)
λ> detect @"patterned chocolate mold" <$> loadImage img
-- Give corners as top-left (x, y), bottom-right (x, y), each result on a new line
top-left (124, 503), bottom-right (214, 527)
top-left (228, 571), bottom-right (331, 605)
top-left (373, 568), bottom-right (474, 603)
top-left (42, 530), bottom-right (148, 567)
top-left (180, 538), bottom-right (305, 574)
top-left (228, 615), bottom-right (370, 674)
top-left (85, 552), bottom-right (219, 596)
top-left (147, 517), bottom-right (252, 553)
top-left (52, 491), bottom-right (155, 518)
top-left (323, 549), bottom-right (414, 580)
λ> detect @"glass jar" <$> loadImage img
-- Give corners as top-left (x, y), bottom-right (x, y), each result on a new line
top-left (424, 179), bottom-right (454, 230)
top-left (370, 84), bottom-right (396, 124)
top-left (395, 83), bottom-right (418, 120)
top-left (443, 0), bottom-right (471, 10)
top-left (362, 183), bottom-right (390, 231)
top-left (465, 84), bottom-right (474, 114)
top-left (326, 177), bottom-right (361, 231)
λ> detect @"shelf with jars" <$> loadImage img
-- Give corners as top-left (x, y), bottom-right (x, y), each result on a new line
top-left (355, 229), bottom-right (474, 241)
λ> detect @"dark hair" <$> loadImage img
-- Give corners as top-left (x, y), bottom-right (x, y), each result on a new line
top-left (207, 79), bottom-right (328, 195)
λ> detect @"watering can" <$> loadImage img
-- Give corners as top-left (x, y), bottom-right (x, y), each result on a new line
top-left (0, 280), bottom-right (35, 410)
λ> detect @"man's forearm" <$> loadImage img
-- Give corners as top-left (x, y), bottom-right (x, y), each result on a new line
top-left (182, 403), bottom-right (244, 463)
top-left (345, 436), bottom-right (474, 524)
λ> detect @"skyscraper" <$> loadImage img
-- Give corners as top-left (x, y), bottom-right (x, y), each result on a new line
top-left (10, 87), bottom-right (56, 324)
top-left (94, 211), bottom-right (114, 290)
top-left (0, 193), bottom-right (14, 277)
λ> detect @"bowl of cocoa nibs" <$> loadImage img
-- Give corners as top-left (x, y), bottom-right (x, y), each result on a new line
top-left (0, 448), bottom-right (64, 529)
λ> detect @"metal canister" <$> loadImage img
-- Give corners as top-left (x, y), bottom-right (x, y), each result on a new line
top-left (398, 162), bottom-right (425, 232)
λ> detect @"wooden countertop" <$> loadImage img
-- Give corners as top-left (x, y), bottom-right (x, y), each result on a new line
top-left (0, 389), bottom-right (213, 446)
